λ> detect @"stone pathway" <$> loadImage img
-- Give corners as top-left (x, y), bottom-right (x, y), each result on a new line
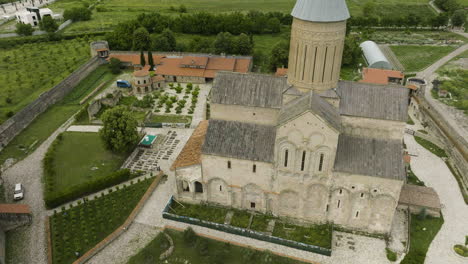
top-left (388, 209), bottom-right (408, 254)
top-left (404, 133), bottom-right (468, 264)
top-left (190, 83), bottom-right (212, 128)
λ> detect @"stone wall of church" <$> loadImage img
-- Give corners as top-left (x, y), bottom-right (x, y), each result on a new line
top-left (341, 116), bottom-right (405, 140)
top-left (287, 18), bottom-right (347, 92)
top-left (210, 103), bottom-right (280, 126)
top-left (329, 172), bottom-right (403, 234)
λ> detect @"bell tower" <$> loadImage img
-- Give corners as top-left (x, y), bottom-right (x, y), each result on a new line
top-left (287, 0), bottom-right (350, 92)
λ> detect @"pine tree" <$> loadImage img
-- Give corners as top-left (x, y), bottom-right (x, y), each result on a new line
top-left (140, 50), bottom-right (146, 67)
top-left (148, 51), bottom-right (154, 70)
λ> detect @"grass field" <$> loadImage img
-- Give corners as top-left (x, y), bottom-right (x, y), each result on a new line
top-left (48, 132), bottom-right (126, 190)
top-left (390, 45), bottom-right (457, 72)
top-left (0, 38), bottom-right (92, 124)
top-left (128, 228), bottom-right (306, 264)
top-left (0, 65), bottom-right (117, 166)
top-left (50, 177), bottom-right (154, 264)
top-left (414, 136), bottom-right (448, 158)
top-left (46, 0), bottom-right (438, 33)
top-left (400, 214), bottom-right (444, 264)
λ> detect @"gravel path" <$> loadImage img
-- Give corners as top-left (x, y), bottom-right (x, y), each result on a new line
top-left (1, 116), bottom-right (75, 264)
top-left (404, 133), bottom-right (468, 264)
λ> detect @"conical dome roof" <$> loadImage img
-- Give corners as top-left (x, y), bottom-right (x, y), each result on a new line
top-left (291, 0), bottom-right (350, 22)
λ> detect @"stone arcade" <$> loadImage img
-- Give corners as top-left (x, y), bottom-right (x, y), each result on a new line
top-left (171, 0), bottom-right (409, 235)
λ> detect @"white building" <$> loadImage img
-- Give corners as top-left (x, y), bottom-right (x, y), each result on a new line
top-left (15, 7), bottom-right (57, 26)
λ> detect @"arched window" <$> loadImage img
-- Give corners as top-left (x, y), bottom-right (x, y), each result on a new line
top-left (284, 149), bottom-right (289, 167)
top-left (301, 151), bottom-right (306, 171)
top-left (182, 181), bottom-right (190, 192)
top-left (219, 185), bottom-right (222, 191)
top-left (137, 80), bottom-right (140, 84)
top-left (318, 153), bottom-right (325, 172)
top-left (195, 182), bottom-right (203, 193)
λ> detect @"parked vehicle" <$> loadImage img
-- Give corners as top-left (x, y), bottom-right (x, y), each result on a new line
top-left (116, 80), bottom-right (132, 88)
top-left (13, 183), bottom-right (24, 201)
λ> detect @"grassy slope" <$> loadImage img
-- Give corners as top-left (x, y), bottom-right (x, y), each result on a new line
top-left (390, 45), bottom-right (457, 72)
top-left (0, 66), bottom-right (117, 165)
top-left (400, 215), bottom-right (444, 264)
top-left (51, 132), bottom-right (126, 190)
top-left (0, 38), bottom-right (91, 124)
top-left (128, 229), bottom-right (306, 264)
top-left (50, 177), bottom-right (153, 264)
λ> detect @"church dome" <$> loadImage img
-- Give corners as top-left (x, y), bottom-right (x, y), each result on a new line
top-left (291, 0), bottom-right (350, 22)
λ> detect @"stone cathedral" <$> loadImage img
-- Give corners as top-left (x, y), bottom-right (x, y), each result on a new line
top-left (171, 0), bottom-right (409, 234)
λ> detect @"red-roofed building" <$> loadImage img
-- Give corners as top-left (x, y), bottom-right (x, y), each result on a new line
top-left (275, 67), bottom-right (288, 77)
top-left (360, 68), bottom-right (404, 85)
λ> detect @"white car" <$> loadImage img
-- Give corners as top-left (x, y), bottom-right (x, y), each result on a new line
top-left (13, 183), bottom-right (24, 201)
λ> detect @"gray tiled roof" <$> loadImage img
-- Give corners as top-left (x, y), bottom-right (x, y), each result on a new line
top-left (212, 72), bottom-right (286, 109)
top-left (291, 0), bottom-right (350, 22)
top-left (278, 92), bottom-right (341, 131)
top-left (202, 119), bottom-right (277, 163)
top-left (334, 134), bottom-right (405, 181)
top-left (337, 81), bottom-right (409, 122)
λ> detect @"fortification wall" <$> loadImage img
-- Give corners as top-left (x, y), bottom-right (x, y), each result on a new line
top-left (0, 56), bottom-right (105, 150)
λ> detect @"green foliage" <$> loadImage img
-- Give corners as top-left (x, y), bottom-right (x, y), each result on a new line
top-left (133, 95), bottom-right (154, 108)
top-left (386, 248), bottom-right (397, 262)
top-left (437, 69), bottom-right (468, 113)
top-left (269, 40), bottom-right (289, 71)
top-left (407, 165), bottom-right (425, 186)
top-left (15, 23), bottom-right (34, 36)
top-left (50, 177), bottom-right (153, 264)
top-left (39, 16), bottom-right (59, 33)
top-left (235, 33), bottom-right (254, 55)
top-left (342, 35), bottom-right (362, 66)
top-left (183, 227), bottom-right (198, 246)
top-left (454, 245), bottom-right (468, 257)
top-left (108, 57), bottom-right (121, 74)
top-left (152, 28), bottom-right (177, 51)
top-left (179, 4), bottom-right (188, 13)
top-left (435, 0), bottom-right (462, 13)
top-left (74, 105), bottom-right (89, 124)
top-left (400, 214), bottom-right (444, 264)
top-left (391, 45), bottom-right (457, 72)
top-left (147, 51), bottom-right (154, 69)
top-left (147, 114), bottom-right (191, 124)
top-left (64, 7), bottom-right (92, 21)
top-left (407, 115), bottom-right (415, 125)
top-left (414, 136), bottom-right (448, 158)
top-left (133, 27), bottom-right (151, 51)
top-left (418, 208), bottom-right (427, 221)
top-left (99, 106), bottom-right (139, 153)
top-left (272, 222), bottom-right (332, 249)
top-left (452, 10), bottom-right (467, 27)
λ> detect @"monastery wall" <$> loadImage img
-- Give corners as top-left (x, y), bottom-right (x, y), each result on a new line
top-left (210, 103), bottom-right (279, 126)
top-left (341, 116), bottom-right (405, 140)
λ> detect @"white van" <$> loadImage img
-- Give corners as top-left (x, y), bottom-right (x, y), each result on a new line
top-left (14, 183), bottom-right (24, 201)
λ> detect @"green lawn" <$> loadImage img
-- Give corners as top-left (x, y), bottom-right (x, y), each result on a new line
top-left (128, 228), bottom-right (306, 264)
top-left (171, 202), bottom-right (229, 224)
top-left (0, 65), bottom-right (117, 166)
top-left (371, 30), bottom-right (467, 45)
top-left (50, 177), bottom-right (154, 264)
top-left (390, 45), bottom-right (458, 72)
top-left (407, 165), bottom-right (425, 186)
top-left (0, 38), bottom-right (92, 125)
top-left (272, 222), bottom-right (332, 249)
top-left (148, 114), bottom-right (192, 124)
top-left (400, 214), bottom-right (444, 264)
top-left (414, 136), bottom-right (448, 158)
top-left (48, 132), bottom-right (126, 190)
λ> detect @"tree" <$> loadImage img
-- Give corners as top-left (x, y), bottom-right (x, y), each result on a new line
top-left (342, 35), bottom-right (362, 66)
top-left (160, 28), bottom-right (176, 50)
top-left (431, 13), bottom-right (449, 28)
top-left (362, 2), bottom-right (376, 17)
top-left (188, 36), bottom-right (213, 53)
top-left (152, 28), bottom-right (177, 51)
top-left (452, 10), bottom-right (466, 27)
top-left (99, 106), bottom-right (139, 153)
top-left (140, 50), bottom-right (146, 67)
top-left (179, 4), bottom-right (187, 13)
top-left (265, 17), bottom-right (281, 33)
top-left (269, 40), bottom-right (289, 71)
top-left (133, 27), bottom-right (151, 51)
top-left (63, 7), bottom-right (92, 21)
top-left (214, 32), bottom-right (234, 54)
top-left (15, 23), bottom-right (34, 36)
top-left (233, 33), bottom-right (253, 55)
top-left (148, 51), bottom-right (154, 70)
top-left (39, 16), bottom-right (58, 33)
top-left (109, 58), bottom-right (121, 74)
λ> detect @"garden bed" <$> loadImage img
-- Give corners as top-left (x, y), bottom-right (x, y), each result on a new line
top-left (148, 114), bottom-right (192, 124)
top-left (50, 177), bottom-right (154, 264)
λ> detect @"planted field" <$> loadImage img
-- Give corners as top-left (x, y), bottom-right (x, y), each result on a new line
top-left (0, 38), bottom-right (91, 125)
top-left (0, 66), bottom-right (117, 167)
top-left (400, 214), bottom-right (444, 264)
top-left (50, 177), bottom-right (154, 264)
top-left (390, 45), bottom-right (457, 72)
top-left (128, 228), bottom-right (306, 264)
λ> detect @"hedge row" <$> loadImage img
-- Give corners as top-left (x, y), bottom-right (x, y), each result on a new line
top-left (45, 169), bottom-right (139, 209)
top-left (162, 198), bottom-right (331, 256)
top-left (0, 31), bottom-right (109, 49)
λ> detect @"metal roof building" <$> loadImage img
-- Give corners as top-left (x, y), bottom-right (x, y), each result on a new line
top-left (360, 41), bottom-right (393, 70)
top-left (291, 0), bottom-right (350, 22)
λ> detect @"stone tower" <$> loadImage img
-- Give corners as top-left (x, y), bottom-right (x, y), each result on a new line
top-left (287, 0), bottom-right (350, 92)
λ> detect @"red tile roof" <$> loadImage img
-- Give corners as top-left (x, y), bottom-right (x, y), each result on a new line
top-left (180, 56), bottom-right (209, 68)
top-left (0, 204), bottom-right (31, 214)
top-left (108, 54), bottom-right (165, 65)
top-left (171, 121), bottom-right (209, 170)
top-left (275, 67), bottom-right (288, 77)
top-left (134, 69), bottom-right (149, 77)
top-left (360, 68), bottom-right (404, 85)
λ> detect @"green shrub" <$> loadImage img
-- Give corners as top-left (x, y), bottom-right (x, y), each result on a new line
top-left (454, 245), bottom-right (468, 257)
top-left (386, 248), bottom-right (397, 262)
top-left (414, 136), bottom-right (448, 158)
top-left (183, 227), bottom-right (198, 246)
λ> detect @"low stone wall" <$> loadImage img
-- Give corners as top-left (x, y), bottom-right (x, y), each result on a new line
top-left (0, 56), bottom-right (105, 151)
top-left (414, 96), bottom-right (468, 198)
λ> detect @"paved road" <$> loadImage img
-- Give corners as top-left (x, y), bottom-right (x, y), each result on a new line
top-left (1, 115), bottom-right (75, 264)
top-left (416, 43), bottom-right (468, 141)
top-left (404, 132), bottom-right (468, 264)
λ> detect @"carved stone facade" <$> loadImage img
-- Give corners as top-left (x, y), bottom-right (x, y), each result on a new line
top-left (287, 18), bottom-right (346, 92)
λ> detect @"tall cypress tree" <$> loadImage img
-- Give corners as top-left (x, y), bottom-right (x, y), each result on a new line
top-left (148, 51), bottom-right (154, 70)
top-left (140, 50), bottom-right (146, 67)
